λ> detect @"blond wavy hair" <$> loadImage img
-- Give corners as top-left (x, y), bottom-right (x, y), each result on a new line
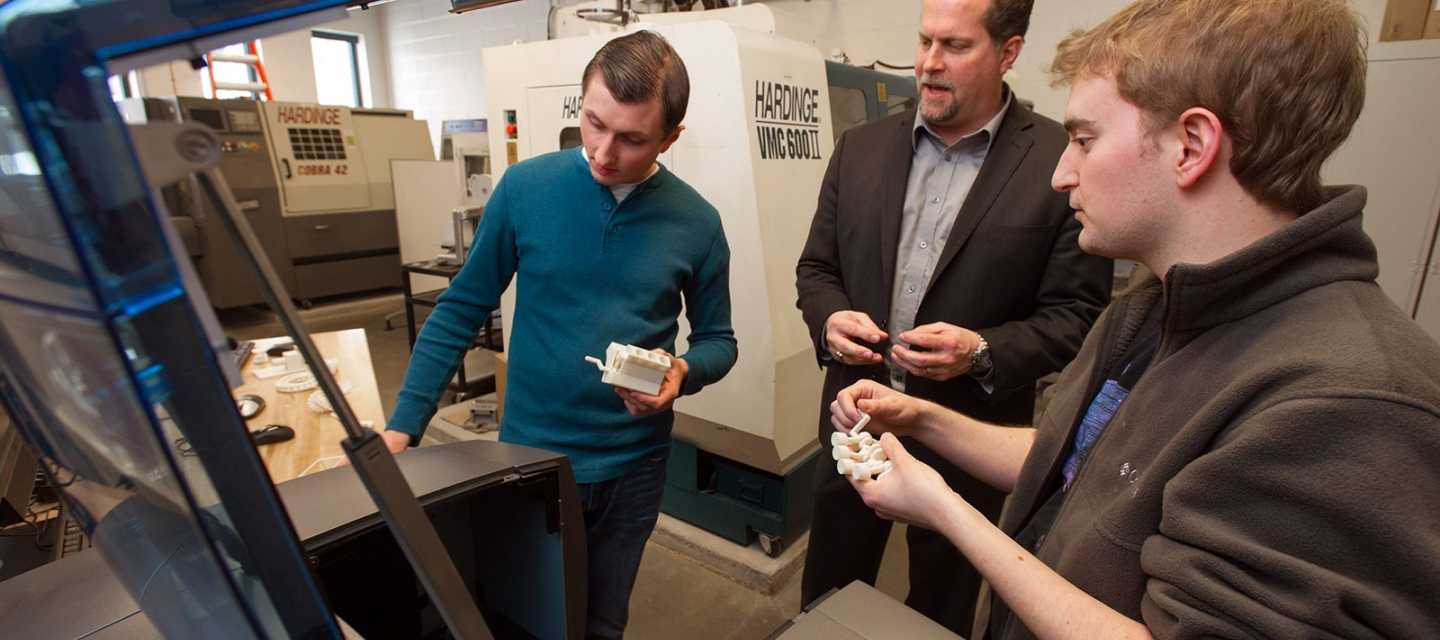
top-left (1049, 0), bottom-right (1366, 213)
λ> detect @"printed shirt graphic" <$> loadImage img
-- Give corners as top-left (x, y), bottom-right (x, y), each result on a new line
top-left (1058, 308), bottom-right (1162, 492)
top-left (1012, 305), bottom-right (1161, 555)
top-left (1062, 374), bottom-right (1131, 490)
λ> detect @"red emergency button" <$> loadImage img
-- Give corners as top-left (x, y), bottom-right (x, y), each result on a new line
top-left (505, 124), bottom-right (517, 136)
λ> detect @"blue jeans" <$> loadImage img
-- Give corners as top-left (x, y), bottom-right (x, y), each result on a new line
top-left (577, 454), bottom-right (667, 640)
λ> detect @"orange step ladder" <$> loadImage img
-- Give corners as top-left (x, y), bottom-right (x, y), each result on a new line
top-left (206, 40), bottom-right (272, 100)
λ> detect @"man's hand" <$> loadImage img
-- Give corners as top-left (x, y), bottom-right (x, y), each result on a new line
top-left (338, 429), bottom-right (410, 467)
top-left (831, 379), bottom-right (928, 438)
top-left (380, 429), bottom-right (411, 454)
top-left (892, 322), bottom-right (981, 381)
top-left (825, 310), bottom-right (888, 365)
top-left (849, 433), bottom-right (963, 532)
top-left (616, 349), bottom-right (688, 416)
top-left (850, 434), bottom-right (1153, 640)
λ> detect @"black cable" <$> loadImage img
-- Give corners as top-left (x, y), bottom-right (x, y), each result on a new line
top-left (868, 60), bottom-right (915, 70)
top-left (0, 496), bottom-right (44, 536)
top-left (35, 504), bottom-right (62, 552)
top-left (34, 518), bottom-right (54, 551)
top-left (40, 458), bottom-right (78, 488)
top-left (1, 504), bottom-right (53, 551)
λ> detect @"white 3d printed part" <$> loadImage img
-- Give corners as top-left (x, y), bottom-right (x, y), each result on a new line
top-left (831, 411), bottom-right (892, 481)
top-left (584, 342), bottom-right (671, 396)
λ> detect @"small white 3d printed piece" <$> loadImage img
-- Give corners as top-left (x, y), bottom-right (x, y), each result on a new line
top-left (831, 411), bottom-right (893, 481)
top-left (308, 390), bottom-right (331, 414)
top-left (275, 372), bottom-right (317, 393)
top-left (584, 342), bottom-right (672, 396)
top-left (848, 411), bottom-right (872, 436)
top-left (306, 380), bottom-right (354, 414)
top-left (835, 458), bottom-right (894, 481)
top-left (284, 350), bottom-right (304, 372)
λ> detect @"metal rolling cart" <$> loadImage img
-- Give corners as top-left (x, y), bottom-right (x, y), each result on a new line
top-left (401, 259), bottom-right (503, 400)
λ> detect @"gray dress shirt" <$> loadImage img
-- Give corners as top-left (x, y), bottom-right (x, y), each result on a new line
top-left (887, 94), bottom-right (1010, 392)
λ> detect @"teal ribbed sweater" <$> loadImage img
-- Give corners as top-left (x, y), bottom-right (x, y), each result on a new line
top-left (387, 148), bottom-right (737, 482)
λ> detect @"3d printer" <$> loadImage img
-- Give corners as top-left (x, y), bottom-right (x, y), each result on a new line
top-left (0, 1), bottom-right (581, 638)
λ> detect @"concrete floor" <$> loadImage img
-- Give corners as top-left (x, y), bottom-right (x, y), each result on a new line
top-left (218, 289), bottom-right (913, 640)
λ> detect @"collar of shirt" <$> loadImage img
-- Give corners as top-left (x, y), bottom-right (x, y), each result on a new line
top-left (911, 87), bottom-right (1012, 156)
top-left (579, 146), bottom-right (659, 203)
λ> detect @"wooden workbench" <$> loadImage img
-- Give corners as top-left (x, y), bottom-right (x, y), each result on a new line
top-left (233, 328), bottom-right (385, 484)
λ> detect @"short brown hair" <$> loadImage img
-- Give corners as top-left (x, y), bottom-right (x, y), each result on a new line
top-left (582, 30), bottom-right (689, 133)
top-left (1049, 0), bottom-right (1366, 213)
top-left (982, 0), bottom-right (1034, 45)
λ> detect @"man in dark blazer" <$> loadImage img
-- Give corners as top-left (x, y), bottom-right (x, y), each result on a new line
top-left (794, 0), bottom-right (1111, 632)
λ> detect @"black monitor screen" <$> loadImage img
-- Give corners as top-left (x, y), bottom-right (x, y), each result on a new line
top-left (187, 108), bottom-right (225, 131)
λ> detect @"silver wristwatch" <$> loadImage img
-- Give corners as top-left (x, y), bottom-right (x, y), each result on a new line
top-left (969, 334), bottom-right (993, 377)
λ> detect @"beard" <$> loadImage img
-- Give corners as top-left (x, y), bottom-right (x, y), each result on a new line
top-left (917, 73), bottom-right (958, 124)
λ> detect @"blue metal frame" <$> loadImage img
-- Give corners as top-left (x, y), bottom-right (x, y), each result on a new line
top-left (0, 1), bottom-right (356, 637)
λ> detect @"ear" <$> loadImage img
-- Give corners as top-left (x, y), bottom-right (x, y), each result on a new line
top-left (997, 35), bottom-right (1024, 76)
top-left (1175, 107), bottom-right (1223, 189)
top-left (659, 124), bottom-right (684, 153)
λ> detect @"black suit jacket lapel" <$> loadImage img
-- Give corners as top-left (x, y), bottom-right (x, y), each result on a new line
top-left (928, 100), bottom-right (1036, 294)
top-left (879, 113), bottom-right (916, 303)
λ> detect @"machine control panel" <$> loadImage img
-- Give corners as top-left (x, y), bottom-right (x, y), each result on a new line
top-left (220, 140), bottom-right (263, 153)
top-left (259, 102), bottom-right (370, 214)
top-left (504, 109), bottom-right (519, 166)
top-left (228, 109), bottom-right (262, 133)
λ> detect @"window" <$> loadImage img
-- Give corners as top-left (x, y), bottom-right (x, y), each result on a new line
top-left (828, 86), bottom-right (868, 141)
top-left (107, 71), bottom-right (138, 103)
top-left (312, 31), bottom-right (363, 108)
top-left (886, 93), bottom-right (916, 117)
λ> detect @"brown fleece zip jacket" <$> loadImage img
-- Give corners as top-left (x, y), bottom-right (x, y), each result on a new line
top-left (985, 186), bottom-right (1440, 639)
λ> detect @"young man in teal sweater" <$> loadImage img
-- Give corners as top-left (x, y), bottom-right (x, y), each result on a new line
top-left (382, 31), bottom-right (736, 639)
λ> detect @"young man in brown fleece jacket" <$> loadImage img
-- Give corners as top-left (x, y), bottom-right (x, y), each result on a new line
top-left (828, 0), bottom-right (1440, 638)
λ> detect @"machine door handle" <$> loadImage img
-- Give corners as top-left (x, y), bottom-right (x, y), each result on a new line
top-left (314, 224), bottom-right (330, 231)
top-left (281, 158), bottom-right (291, 179)
top-left (738, 479), bottom-right (765, 504)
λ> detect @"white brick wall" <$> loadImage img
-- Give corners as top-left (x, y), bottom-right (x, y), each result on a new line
top-left (764, 0), bottom-right (923, 71)
top-left (370, 0), bottom-right (1023, 153)
top-left (370, 0), bottom-right (1411, 160)
top-left (379, 0), bottom-right (553, 153)
top-left (128, 0), bottom-right (1401, 133)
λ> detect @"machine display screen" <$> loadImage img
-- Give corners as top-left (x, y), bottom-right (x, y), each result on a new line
top-left (559, 127), bottom-right (580, 150)
top-left (188, 108), bottom-right (226, 131)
